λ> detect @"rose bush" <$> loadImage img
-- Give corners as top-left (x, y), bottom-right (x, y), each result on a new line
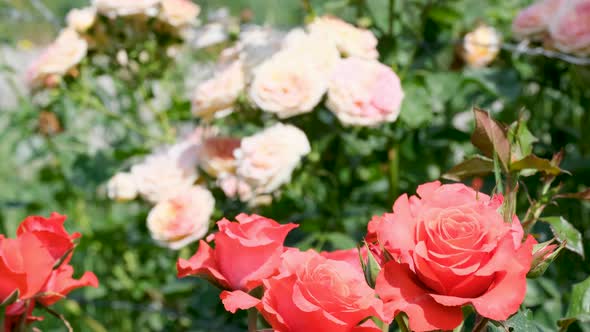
top-left (369, 181), bottom-right (535, 331)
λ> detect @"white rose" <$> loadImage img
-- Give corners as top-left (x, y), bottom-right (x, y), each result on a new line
top-left (147, 186), bottom-right (214, 250)
top-left (326, 58), bottom-right (404, 127)
top-left (281, 28), bottom-right (341, 77)
top-left (66, 7), bottom-right (96, 32)
top-left (107, 172), bottom-right (138, 201)
top-left (307, 16), bottom-right (378, 60)
top-left (192, 60), bottom-right (245, 119)
top-left (249, 52), bottom-right (327, 118)
top-left (93, 0), bottom-right (160, 17)
top-left (131, 140), bottom-right (199, 203)
top-left (26, 29), bottom-right (88, 87)
top-left (160, 0), bottom-right (200, 27)
top-left (462, 25), bottom-right (501, 68)
top-left (235, 123), bottom-right (310, 194)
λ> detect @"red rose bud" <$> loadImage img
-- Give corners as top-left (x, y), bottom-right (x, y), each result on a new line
top-left (527, 239), bottom-right (562, 278)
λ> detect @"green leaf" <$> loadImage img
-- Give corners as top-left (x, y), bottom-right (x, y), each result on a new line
top-left (0, 290), bottom-right (19, 307)
top-left (324, 232), bottom-right (357, 250)
top-left (558, 275), bottom-right (590, 330)
top-left (505, 309), bottom-right (537, 331)
top-left (541, 217), bottom-right (584, 258)
top-left (510, 154), bottom-right (562, 177)
top-left (527, 240), bottom-right (565, 278)
top-left (442, 155), bottom-right (494, 181)
top-left (359, 243), bottom-right (380, 288)
top-left (470, 108), bottom-right (511, 170)
top-left (399, 84), bottom-right (433, 129)
top-left (508, 120), bottom-right (538, 161)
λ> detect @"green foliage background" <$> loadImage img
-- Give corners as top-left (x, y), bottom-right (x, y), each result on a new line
top-left (1, 0), bottom-right (590, 331)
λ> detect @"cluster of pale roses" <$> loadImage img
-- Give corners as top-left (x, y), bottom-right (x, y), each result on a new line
top-left (192, 16), bottom-right (406, 127)
top-left (26, 0), bottom-right (200, 88)
top-left (513, 0), bottom-right (590, 55)
top-left (107, 123), bottom-right (310, 249)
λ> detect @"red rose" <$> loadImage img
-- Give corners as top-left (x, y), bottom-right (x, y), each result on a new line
top-left (177, 214), bottom-right (297, 291)
top-left (221, 249), bottom-right (388, 332)
top-left (371, 181), bottom-right (535, 331)
top-left (17, 212), bottom-right (80, 261)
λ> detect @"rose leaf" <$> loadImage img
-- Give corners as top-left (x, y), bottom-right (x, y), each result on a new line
top-left (541, 217), bottom-right (584, 258)
top-left (442, 155), bottom-right (494, 181)
top-left (470, 108), bottom-right (510, 170)
top-left (558, 275), bottom-right (590, 331)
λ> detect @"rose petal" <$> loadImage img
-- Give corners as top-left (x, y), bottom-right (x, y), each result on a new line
top-left (176, 240), bottom-right (230, 289)
top-left (220, 290), bottom-right (261, 313)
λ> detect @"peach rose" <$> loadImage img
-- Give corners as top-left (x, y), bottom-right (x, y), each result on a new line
top-left (160, 0), bottom-right (200, 27)
top-left (198, 136), bottom-right (241, 177)
top-left (462, 25), bottom-right (501, 68)
top-left (192, 61), bottom-right (245, 119)
top-left (147, 186), bottom-right (214, 250)
top-left (327, 58), bottom-right (404, 126)
top-left (93, 0), bottom-right (160, 17)
top-left (220, 249), bottom-right (388, 332)
top-left (308, 16), bottom-right (378, 60)
top-left (549, 0), bottom-right (590, 55)
top-left (512, 0), bottom-right (565, 40)
top-left (106, 172), bottom-right (138, 202)
top-left (234, 123), bottom-right (311, 195)
top-left (26, 29), bottom-right (87, 88)
top-left (370, 181), bottom-right (535, 331)
top-left (249, 52), bottom-right (327, 118)
top-left (131, 140), bottom-right (200, 203)
top-left (66, 7), bottom-right (96, 33)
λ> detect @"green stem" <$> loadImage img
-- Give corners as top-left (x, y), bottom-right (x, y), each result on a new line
top-left (388, 145), bottom-right (400, 201)
top-left (395, 315), bottom-right (409, 332)
top-left (473, 317), bottom-right (489, 332)
top-left (247, 308), bottom-right (258, 332)
top-left (388, 0), bottom-right (395, 36)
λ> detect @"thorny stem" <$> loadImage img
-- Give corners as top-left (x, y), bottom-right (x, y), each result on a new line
top-left (42, 305), bottom-right (74, 332)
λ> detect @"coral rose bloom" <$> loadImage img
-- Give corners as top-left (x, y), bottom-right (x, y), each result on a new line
top-left (147, 186), bottom-right (215, 250)
top-left (177, 214), bottom-right (297, 291)
top-left (549, 0), bottom-right (590, 55)
top-left (370, 181), bottom-right (535, 331)
top-left (221, 249), bottom-right (388, 332)
top-left (512, 0), bottom-right (564, 39)
top-left (327, 58), bottom-right (404, 126)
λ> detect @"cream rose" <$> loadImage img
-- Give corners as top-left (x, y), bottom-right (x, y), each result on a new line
top-left (249, 52), bottom-right (327, 118)
top-left (131, 140), bottom-right (199, 203)
top-left (281, 28), bottom-right (341, 77)
top-left (217, 174), bottom-right (255, 202)
top-left (192, 60), bottom-right (245, 119)
top-left (107, 172), bottom-right (138, 201)
top-left (549, 0), bottom-right (590, 55)
top-left (234, 123), bottom-right (310, 194)
top-left (26, 29), bottom-right (88, 87)
top-left (512, 0), bottom-right (565, 40)
top-left (66, 7), bottom-right (96, 33)
top-left (160, 0), bottom-right (200, 27)
top-left (307, 16), bottom-right (378, 60)
top-left (462, 25), bottom-right (501, 68)
top-left (147, 186), bottom-right (214, 250)
top-left (326, 58), bottom-right (404, 127)
top-left (93, 0), bottom-right (160, 17)
top-left (199, 137), bottom-right (242, 177)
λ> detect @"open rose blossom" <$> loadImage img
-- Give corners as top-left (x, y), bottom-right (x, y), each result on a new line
top-left (147, 186), bottom-right (215, 250)
top-left (369, 181), bottom-right (535, 331)
top-left (160, 0), bottom-right (200, 27)
top-left (198, 136), bottom-right (241, 177)
top-left (66, 7), bottom-right (96, 32)
top-left (308, 16), bottom-right (379, 60)
top-left (220, 249), bottom-right (388, 332)
top-left (26, 29), bottom-right (88, 88)
top-left (548, 0), bottom-right (590, 55)
top-left (192, 61), bottom-right (245, 119)
top-left (1, 213), bottom-right (97, 331)
top-left (462, 25), bottom-right (501, 68)
top-left (234, 123), bottom-right (311, 195)
top-left (177, 214), bottom-right (297, 291)
top-left (327, 58), bottom-right (404, 127)
top-left (512, 0), bottom-right (565, 40)
top-left (249, 52), bottom-right (327, 118)
top-left (281, 28), bottom-right (341, 78)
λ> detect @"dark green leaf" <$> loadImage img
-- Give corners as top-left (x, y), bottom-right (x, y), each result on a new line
top-left (541, 217), bottom-right (584, 258)
top-left (442, 155), bottom-right (494, 181)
